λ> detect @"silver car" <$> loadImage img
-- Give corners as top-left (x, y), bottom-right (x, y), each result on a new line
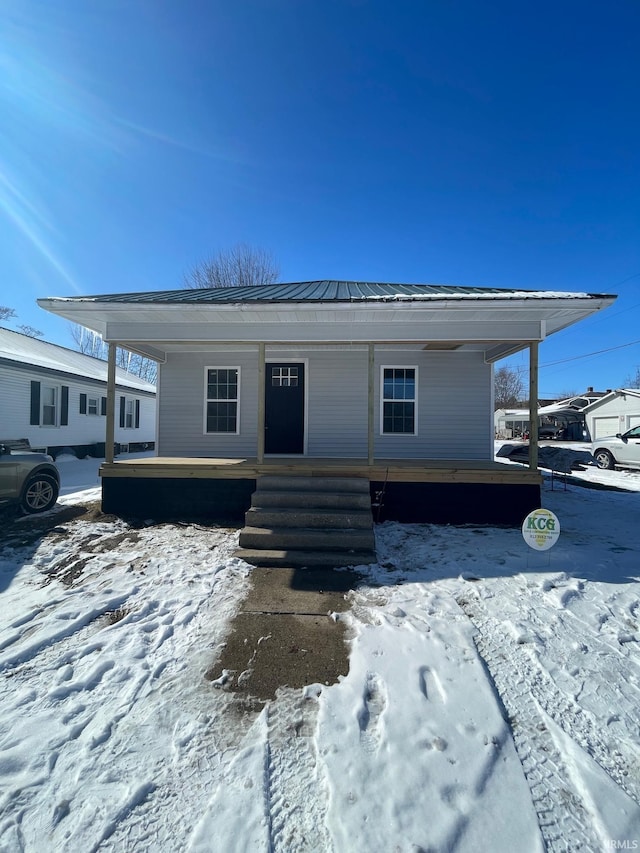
top-left (592, 426), bottom-right (640, 470)
top-left (0, 440), bottom-right (60, 513)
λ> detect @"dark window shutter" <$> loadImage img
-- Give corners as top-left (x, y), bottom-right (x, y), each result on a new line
top-left (30, 381), bottom-right (41, 425)
top-left (60, 386), bottom-right (69, 425)
top-left (135, 399), bottom-right (140, 429)
top-left (101, 397), bottom-right (107, 416)
top-left (119, 396), bottom-right (125, 428)
top-left (79, 393), bottom-right (87, 414)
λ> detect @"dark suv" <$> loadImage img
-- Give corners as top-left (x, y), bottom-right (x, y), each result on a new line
top-left (0, 440), bottom-right (60, 514)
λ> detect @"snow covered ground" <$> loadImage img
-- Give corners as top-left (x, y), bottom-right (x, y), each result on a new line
top-left (1, 451), bottom-right (639, 852)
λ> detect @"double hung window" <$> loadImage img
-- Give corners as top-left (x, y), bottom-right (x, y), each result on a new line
top-left (205, 368), bottom-right (240, 434)
top-left (381, 367), bottom-right (417, 435)
top-left (41, 385), bottom-right (58, 426)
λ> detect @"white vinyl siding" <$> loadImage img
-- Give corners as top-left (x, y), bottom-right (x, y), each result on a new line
top-left (375, 350), bottom-right (491, 459)
top-left (158, 352), bottom-right (257, 456)
top-left (157, 347), bottom-right (493, 461)
top-left (296, 350), bottom-right (367, 457)
top-left (0, 362), bottom-right (155, 450)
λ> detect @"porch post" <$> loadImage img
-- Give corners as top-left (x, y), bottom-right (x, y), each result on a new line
top-left (368, 343), bottom-right (375, 465)
top-left (529, 341), bottom-right (539, 471)
top-left (106, 343), bottom-right (117, 464)
top-left (257, 342), bottom-right (266, 463)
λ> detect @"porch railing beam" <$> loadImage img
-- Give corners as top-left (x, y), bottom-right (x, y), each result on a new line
top-left (257, 342), bottom-right (266, 464)
top-left (368, 343), bottom-right (375, 465)
top-left (529, 341), bottom-right (539, 471)
top-left (106, 343), bottom-right (116, 464)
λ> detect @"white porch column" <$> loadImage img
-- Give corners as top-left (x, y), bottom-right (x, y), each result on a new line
top-left (529, 341), bottom-right (539, 471)
top-left (106, 343), bottom-right (117, 464)
top-left (368, 343), bottom-right (375, 465)
top-left (257, 342), bottom-right (266, 463)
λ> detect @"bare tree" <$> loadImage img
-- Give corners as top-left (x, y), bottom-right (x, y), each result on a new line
top-left (1, 306), bottom-right (17, 322)
top-left (70, 323), bottom-right (106, 358)
top-left (17, 324), bottom-right (44, 338)
top-left (184, 243), bottom-right (280, 289)
top-left (494, 365), bottom-right (525, 409)
top-left (625, 366), bottom-right (640, 389)
top-left (69, 323), bottom-right (158, 384)
top-left (1, 307), bottom-right (43, 337)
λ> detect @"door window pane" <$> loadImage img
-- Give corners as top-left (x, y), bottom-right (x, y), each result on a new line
top-left (271, 366), bottom-right (299, 387)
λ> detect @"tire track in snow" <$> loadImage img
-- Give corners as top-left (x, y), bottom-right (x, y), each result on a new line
top-left (265, 689), bottom-right (332, 853)
top-left (489, 576), bottom-right (640, 806)
top-left (457, 592), bottom-right (604, 852)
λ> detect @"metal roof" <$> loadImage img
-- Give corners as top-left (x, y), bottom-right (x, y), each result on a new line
top-left (64, 281), bottom-right (613, 305)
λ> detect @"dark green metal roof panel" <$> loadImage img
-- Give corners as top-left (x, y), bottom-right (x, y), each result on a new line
top-left (65, 281), bottom-right (612, 306)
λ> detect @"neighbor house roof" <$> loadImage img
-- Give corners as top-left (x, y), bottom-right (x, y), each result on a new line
top-left (582, 388), bottom-right (640, 412)
top-left (0, 327), bottom-right (156, 393)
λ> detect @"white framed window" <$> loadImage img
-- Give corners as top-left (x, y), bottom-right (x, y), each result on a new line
top-left (205, 367), bottom-right (240, 434)
top-left (88, 397), bottom-right (99, 415)
top-left (124, 399), bottom-right (134, 428)
top-left (41, 385), bottom-right (58, 426)
top-left (380, 366), bottom-right (417, 435)
top-left (119, 396), bottom-right (140, 430)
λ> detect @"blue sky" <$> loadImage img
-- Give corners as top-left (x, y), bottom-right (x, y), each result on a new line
top-left (1, 0), bottom-right (639, 397)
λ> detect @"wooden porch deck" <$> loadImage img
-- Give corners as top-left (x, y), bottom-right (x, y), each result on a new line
top-left (100, 456), bottom-right (541, 486)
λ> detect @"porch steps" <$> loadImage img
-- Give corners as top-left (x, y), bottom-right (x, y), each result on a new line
top-left (235, 475), bottom-right (377, 569)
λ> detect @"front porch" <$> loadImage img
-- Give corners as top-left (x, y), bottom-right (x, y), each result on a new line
top-left (99, 456), bottom-right (542, 526)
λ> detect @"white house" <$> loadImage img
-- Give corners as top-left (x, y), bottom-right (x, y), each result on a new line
top-left (583, 388), bottom-right (640, 439)
top-left (0, 327), bottom-right (156, 458)
top-left (38, 281), bottom-right (615, 524)
top-left (495, 389), bottom-right (611, 441)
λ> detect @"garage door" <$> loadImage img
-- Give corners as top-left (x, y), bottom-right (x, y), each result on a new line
top-left (630, 416), bottom-right (640, 429)
top-left (593, 417), bottom-right (619, 438)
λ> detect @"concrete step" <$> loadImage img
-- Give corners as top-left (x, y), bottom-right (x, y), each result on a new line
top-left (251, 489), bottom-right (372, 510)
top-left (257, 475), bottom-right (370, 494)
top-left (246, 506), bottom-right (373, 530)
top-left (234, 547), bottom-right (377, 569)
top-left (238, 526), bottom-right (376, 552)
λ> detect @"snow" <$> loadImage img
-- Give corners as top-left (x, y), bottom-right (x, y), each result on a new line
top-left (0, 328), bottom-right (155, 393)
top-left (1, 453), bottom-right (639, 851)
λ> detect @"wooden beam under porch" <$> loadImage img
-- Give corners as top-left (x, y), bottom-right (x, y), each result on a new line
top-left (100, 456), bottom-right (541, 486)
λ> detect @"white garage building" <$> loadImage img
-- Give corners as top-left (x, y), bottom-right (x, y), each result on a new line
top-left (583, 389), bottom-right (640, 439)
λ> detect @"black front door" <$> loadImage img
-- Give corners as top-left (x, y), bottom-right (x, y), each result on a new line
top-left (265, 362), bottom-right (305, 454)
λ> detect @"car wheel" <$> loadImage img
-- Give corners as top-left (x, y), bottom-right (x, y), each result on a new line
top-left (594, 449), bottom-right (616, 470)
top-left (21, 474), bottom-right (59, 513)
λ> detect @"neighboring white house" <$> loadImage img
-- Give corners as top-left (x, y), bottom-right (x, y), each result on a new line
top-left (495, 389), bottom-right (611, 441)
top-left (494, 408), bottom-right (531, 439)
top-left (583, 389), bottom-right (640, 439)
top-left (0, 327), bottom-right (156, 458)
top-left (38, 281), bottom-right (616, 524)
